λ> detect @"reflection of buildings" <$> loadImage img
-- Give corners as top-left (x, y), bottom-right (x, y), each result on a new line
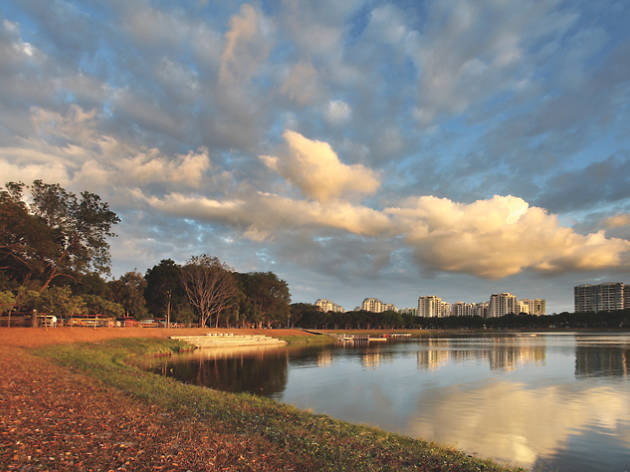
top-left (415, 337), bottom-right (546, 371)
top-left (487, 338), bottom-right (546, 371)
top-left (575, 345), bottom-right (629, 377)
top-left (574, 283), bottom-right (625, 312)
top-left (317, 350), bottom-right (332, 367)
top-left (417, 339), bottom-right (451, 370)
top-left (362, 351), bottom-right (382, 368)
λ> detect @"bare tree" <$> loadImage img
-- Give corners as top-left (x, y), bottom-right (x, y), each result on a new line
top-left (179, 255), bottom-right (238, 328)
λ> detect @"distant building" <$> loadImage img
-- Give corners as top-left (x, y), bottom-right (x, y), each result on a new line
top-left (383, 303), bottom-right (399, 312)
top-left (451, 302), bottom-right (475, 317)
top-left (519, 298), bottom-right (546, 315)
top-left (400, 307), bottom-right (417, 316)
top-left (574, 283), bottom-right (624, 313)
top-left (361, 297), bottom-right (384, 313)
top-left (473, 302), bottom-right (488, 318)
top-left (418, 296), bottom-right (443, 317)
top-left (314, 298), bottom-right (344, 313)
top-left (488, 292), bottom-right (518, 317)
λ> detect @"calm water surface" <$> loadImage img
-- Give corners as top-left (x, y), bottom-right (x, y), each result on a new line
top-left (149, 333), bottom-right (630, 471)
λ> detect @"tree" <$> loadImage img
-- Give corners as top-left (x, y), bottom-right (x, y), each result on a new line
top-left (237, 272), bottom-right (290, 328)
top-left (0, 290), bottom-right (15, 327)
top-left (0, 180), bottom-right (120, 293)
top-left (109, 271), bottom-right (148, 319)
top-left (0, 182), bottom-right (56, 287)
top-left (36, 286), bottom-right (86, 319)
top-left (145, 259), bottom-right (186, 328)
top-left (180, 255), bottom-right (238, 328)
top-left (81, 294), bottom-right (124, 318)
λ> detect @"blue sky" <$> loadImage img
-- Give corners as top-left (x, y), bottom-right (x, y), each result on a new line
top-left (1, 0), bottom-right (630, 313)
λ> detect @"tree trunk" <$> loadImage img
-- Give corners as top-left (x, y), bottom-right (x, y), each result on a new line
top-left (166, 291), bottom-right (171, 329)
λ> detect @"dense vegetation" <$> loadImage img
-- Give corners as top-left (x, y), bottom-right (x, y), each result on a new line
top-left (0, 181), bottom-right (291, 327)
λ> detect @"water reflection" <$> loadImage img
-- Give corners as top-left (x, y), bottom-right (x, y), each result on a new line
top-left (149, 345), bottom-right (289, 396)
top-left (416, 336), bottom-right (546, 371)
top-left (575, 345), bottom-right (630, 377)
top-left (408, 381), bottom-right (630, 469)
top-left (151, 333), bottom-right (630, 472)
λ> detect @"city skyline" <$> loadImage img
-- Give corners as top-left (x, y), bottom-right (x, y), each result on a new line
top-left (1, 1), bottom-right (629, 315)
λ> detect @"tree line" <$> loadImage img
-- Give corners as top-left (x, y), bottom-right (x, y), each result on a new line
top-left (0, 180), bottom-right (290, 327)
top-left (290, 305), bottom-right (630, 330)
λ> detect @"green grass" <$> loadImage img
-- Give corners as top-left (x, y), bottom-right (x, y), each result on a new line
top-left (35, 338), bottom-right (521, 472)
top-left (276, 333), bottom-right (338, 346)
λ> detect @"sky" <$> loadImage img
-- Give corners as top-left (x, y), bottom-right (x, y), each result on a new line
top-left (1, 0), bottom-right (630, 314)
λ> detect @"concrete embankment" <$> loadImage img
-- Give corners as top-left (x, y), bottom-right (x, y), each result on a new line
top-left (170, 333), bottom-right (287, 348)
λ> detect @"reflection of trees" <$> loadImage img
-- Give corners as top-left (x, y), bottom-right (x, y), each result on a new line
top-left (575, 346), bottom-right (630, 377)
top-left (153, 347), bottom-right (289, 396)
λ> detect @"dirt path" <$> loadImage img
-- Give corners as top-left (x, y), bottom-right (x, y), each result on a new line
top-left (0, 345), bottom-right (307, 471)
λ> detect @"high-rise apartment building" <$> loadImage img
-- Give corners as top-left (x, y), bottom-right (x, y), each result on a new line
top-left (519, 298), bottom-right (546, 315)
top-left (574, 283), bottom-right (624, 312)
top-left (473, 302), bottom-right (488, 318)
top-left (418, 296), bottom-right (442, 317)
top-left (361, 297), bottom-right (384, 313)
top-left (451, 302), bottom-right (475, 317)
top-left (488, 292), bottom-right (518, 317)
top-left (314, 298), bottom-right (345, 313)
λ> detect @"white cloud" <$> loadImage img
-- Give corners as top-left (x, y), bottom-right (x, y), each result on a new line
top-left (260, 130), bottom-right (380, 202)
top-left (141, 190), bottom-right (391, 239)
top-left (387, 195), bottom-right (630, 278)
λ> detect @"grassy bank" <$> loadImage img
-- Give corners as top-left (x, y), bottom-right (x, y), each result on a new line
top-left (35, 338), bottom-right (520, 472)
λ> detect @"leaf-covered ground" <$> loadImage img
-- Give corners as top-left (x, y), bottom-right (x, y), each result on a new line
top-left (0, 329), bottom-right (520, 471)
top-left (0, 345), bottom-right (307, 471)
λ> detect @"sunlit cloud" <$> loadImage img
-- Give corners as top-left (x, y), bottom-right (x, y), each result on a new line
top-left (260, 130), bottom-right (381, 202)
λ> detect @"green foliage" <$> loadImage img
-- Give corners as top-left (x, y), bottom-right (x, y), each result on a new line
top-left (109, 271), bottom-right (149, 319)
top-left (81, 294), bottom-right (124, 317)
top-left (235, 272), bottom-right (291, 327)
top-left (0, 290), bottom-right (15, 314)
top-left (36, 286), bottom-right (87, 317)
top-left (0, 180), bottom-right (120, 292)
top-left (144, 259), bottom-right (189, 322)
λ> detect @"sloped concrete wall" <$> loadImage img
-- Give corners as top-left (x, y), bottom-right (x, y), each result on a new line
top-left (170, 333), bottom-right (287, 348)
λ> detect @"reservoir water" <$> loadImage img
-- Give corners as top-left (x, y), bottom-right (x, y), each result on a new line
top-left (149, 333), bottom-right (630, 471)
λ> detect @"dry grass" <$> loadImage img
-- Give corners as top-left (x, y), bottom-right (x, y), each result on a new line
top-left (0, 326), bottom-right (312, 348)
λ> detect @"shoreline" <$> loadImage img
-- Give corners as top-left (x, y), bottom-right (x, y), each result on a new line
top-left (1, 328), bottom-right (521, 471)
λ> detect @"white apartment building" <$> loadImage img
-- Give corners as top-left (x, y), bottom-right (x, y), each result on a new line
top-left (361, 297), bottom-right (384, 313)
top-left (488, 292), bottom-right (518, 317)
top-left (473, 302), bottom-right (488, 318)
top-left (314, 298), bottom-right (345, 313)
top-left (418, 296), bottom-right (443, 317)
top-left (519, 298), bottom-right (546, 315)
top-left (451, 302), bottom-right (475, 317)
